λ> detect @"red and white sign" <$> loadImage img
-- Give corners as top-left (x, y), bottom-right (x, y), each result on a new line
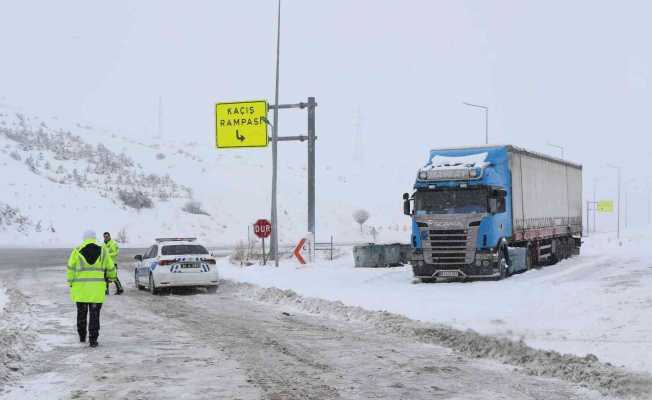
top-left (293, 238), bottom-right (307, 264)
top-left (253, 219), bottom-right (272, 239)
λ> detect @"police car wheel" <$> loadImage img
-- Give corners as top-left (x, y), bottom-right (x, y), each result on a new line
top-left (135, 270), bottom-right (144, 290)
top-left (149, 274), bottom-right (160, 295)
top-left (206, 286), bottom-right (218, 294)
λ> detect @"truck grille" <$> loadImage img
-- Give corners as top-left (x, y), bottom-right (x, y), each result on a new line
top-left (427, 229), bottom-right (468, 265)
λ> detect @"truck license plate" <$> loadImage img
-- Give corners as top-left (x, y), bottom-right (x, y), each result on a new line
top-left (181, 264), bottom-right (198, 269)
top-left (440, 271), bottom-right (459, 277)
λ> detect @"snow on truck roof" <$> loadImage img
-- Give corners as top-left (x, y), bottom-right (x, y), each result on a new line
top-left (429, 144), bottom-right (582, 170)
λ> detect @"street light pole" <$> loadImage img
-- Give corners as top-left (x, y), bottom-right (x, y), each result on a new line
top-left (547, 142), bottom-right (564, 159)
top-left (593, 177), bottom-right (601, 232)
top-left (605, 164), bottom-right (621, 240)
top-left (463, 102), bottom-right (488, 144)
top-left (270, 0), bottom-right (282, 266)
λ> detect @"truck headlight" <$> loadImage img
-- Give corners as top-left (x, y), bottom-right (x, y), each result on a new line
top-left (418, 171), bottom-right (427, 180)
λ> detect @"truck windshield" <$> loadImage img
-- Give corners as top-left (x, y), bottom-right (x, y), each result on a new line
top-left (415, 188), bottom-right (487, 214)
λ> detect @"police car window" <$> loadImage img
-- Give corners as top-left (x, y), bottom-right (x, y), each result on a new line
top-left (162, 245), bottom-right (209, 256)
top-left (145, 245), bottom-right (157, 259)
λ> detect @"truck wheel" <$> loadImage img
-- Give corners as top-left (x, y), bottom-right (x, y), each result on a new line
top-left (497, 250), bottom-right (508, 280)
top-left (149, 274), bottom-right (160, 295)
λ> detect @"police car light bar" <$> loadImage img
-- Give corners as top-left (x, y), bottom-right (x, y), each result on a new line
top-left (155, 237), bottom-right (197, 243)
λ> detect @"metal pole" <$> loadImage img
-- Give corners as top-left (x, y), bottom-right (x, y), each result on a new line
top-left (270, 0), bottom-right (281, 266)
top-left (617, 167), bottom-right (621, 240)
top-left (593, 178), bottom-right (598, 232)
top-left (605, 164), bottom-right (621, 240)
top-left (625, 189), bottom-right (628, 229)
top-left (586, 201), bottom-right (590, 237)
top-left (307, 97), bottom-right (316, 241)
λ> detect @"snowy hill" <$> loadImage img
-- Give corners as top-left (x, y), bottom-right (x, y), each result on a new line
top-left (0, 109), bottom-right (410, 247)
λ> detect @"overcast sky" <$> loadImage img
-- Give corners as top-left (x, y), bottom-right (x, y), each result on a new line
top-left (1, 0), bottom-right (651, 228)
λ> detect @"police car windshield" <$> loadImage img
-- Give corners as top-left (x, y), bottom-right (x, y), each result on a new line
top-left (161, 245), bottom-right (209, 256)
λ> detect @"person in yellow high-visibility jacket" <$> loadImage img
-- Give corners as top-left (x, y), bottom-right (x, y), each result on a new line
top-left (67, 230), bottom-right (116, 347)
top-left (103, 232), bottom-right (123, 295)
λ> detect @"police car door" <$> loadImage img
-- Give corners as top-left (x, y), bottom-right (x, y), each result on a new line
top-left (138, 245), bottom-right (156, 285)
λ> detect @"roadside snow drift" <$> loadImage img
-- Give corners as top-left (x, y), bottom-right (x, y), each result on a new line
top-left (220, 230), bottom-right (652, 376)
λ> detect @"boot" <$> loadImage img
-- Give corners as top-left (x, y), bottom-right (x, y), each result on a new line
top-left (115, 280), bottom-right (124, 295)
top-left (89, 340), bottom-right (98, 348)
top-left (79, 335), bottom-right (86, 343)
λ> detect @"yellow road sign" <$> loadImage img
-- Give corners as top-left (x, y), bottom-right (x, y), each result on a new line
top-left (597, 200), bottom-right (614, 213)
top-left (215, 100), bottom-right (268, 148)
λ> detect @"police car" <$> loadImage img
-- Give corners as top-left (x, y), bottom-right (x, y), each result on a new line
top-left (134, 238), bottom-right (219, 294)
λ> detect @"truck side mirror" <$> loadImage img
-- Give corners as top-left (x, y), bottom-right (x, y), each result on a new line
top-left (134, 255), bottom-right (143, 261)
top-left (403, 193), bottom-right (411, 216)
top-left (488, 198), bottom-right (498, 214)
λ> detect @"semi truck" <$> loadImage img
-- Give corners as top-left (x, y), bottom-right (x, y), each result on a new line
top-left (403, 145), bottom-right (582, 281)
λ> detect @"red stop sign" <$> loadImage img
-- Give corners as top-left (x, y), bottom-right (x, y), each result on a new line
top-left (254, 219), bottom-right (272, 239)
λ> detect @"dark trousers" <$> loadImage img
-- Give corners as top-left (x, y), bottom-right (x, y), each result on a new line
top-left (105, 264), bottom-right (123, 294)
top-left (76, 302), bottom-right (102, 342)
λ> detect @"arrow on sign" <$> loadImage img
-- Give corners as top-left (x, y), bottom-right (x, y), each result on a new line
top-left (293, 238), bottom-right (306, 264)
top-left (236, 130), bottom-right (246, 142)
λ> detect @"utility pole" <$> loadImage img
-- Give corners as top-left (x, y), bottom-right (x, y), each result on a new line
top-left (463, 102), bottom-right (488, 144)
top-left (605, 164), bottom-right (621, 240)
top-left (270, 0), bottom-right (281, 266)
top-left (625, 189), bottom-right (628, 229)
top-left (593, 177), bottom-right (600, 232)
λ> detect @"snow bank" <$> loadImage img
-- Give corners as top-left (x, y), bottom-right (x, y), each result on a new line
top-left (220, 231), bottom-right (652, 375)
top-left (0, 286), bottom-right (7, 312)
top-left (0, 288), bottom-right (36, 389)
top-left (220, 280), bottom-right (652, 399)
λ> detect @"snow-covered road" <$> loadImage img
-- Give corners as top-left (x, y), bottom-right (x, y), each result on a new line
top-left (0, 249), bottom-right (633, 400)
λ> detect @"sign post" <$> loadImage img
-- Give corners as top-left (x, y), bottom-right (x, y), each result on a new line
top-left (253, 219), bottom-right (272, 265)
top-left (215, 2), bottom-right (318, 268)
